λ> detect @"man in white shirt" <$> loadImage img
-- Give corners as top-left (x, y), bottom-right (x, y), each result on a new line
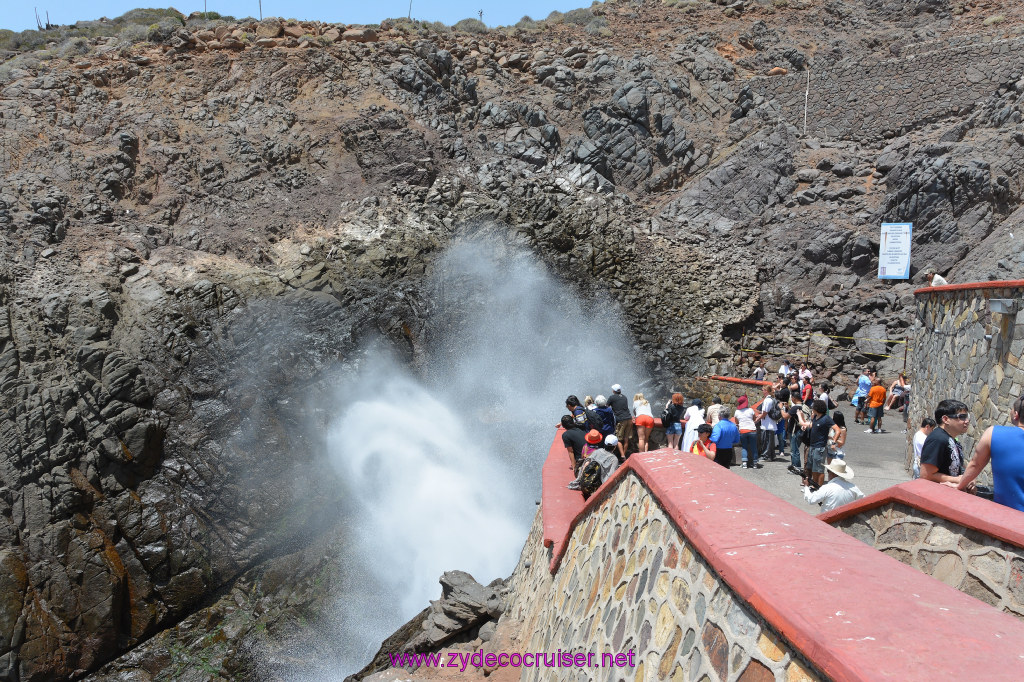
top-left (778, 360), bottom-right (791, 380)
top-left (799, 363), bottom-right (813, 383)
top-left (912, 417), bottom-right (937, 479)
top-left (923, 264), bottom-right (948, 286)
top-left (803, 459), bottom-right (864, 512)
top-left (757, 388), bottom-right (780, 460)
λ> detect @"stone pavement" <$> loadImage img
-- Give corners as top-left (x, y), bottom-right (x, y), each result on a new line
top-left (732, 406), bottom-right (912, 513)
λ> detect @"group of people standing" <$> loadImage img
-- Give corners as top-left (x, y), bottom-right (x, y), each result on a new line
top-left (910, 396), bottom-right (1024, 513)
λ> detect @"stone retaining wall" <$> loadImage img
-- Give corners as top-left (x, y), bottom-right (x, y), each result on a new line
top-left (906, 281), bottom-right (1024, 476)
top-left (833, 501), bottom-right (1024, 619)
top-left (748, 37), bottom-right (1024, 141)
top-left (521, 445), bottom-right (1024, 681)
top-left (504, 475), bottom-right (820, 682)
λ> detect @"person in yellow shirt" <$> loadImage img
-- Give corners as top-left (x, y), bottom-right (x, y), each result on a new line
top-left (690, 424), bottom-right (716, 460)
top-left (866, 377), bottom-right (888, 434)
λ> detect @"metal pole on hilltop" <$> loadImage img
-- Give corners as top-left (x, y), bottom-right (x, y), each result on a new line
top-left (259, 0), bottom-right (263, 21)
top-left (409, 0), bottom-right (413, 20)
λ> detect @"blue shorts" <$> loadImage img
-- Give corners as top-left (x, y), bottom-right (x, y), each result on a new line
top-left (665, 422), bottom-right (682, 434)
top-left (809, 446), bottom-right (827, 473)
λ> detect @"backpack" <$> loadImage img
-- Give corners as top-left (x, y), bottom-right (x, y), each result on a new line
top-left (579, 459), bottom-right (603, 499)
top-left (661, 403), bottom-right (678, 426)
top-left (584, 407), bottom-right (604, 433)
top-left (767, 398), bottom-right (783, 422)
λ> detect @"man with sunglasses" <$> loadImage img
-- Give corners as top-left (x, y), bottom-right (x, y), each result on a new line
top-left (956, 396), bottom-right (1024, 511)
top-left (919, 399), bottom-right (973, 490)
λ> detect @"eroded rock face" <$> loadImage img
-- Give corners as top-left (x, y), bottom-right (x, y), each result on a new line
top-left (351, 571), bottom-right (507, 681)
top-left (2, 0), bottom-right (1024, 678)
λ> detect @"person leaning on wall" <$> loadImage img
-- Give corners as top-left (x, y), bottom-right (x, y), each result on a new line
top-left (956, 395), bottom-right (1024, 512)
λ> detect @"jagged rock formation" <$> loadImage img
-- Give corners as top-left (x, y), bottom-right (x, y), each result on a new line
top-left (351, 571), bottom-right (507, 681)
top-left (2, 0), bottom-right (1024, 678)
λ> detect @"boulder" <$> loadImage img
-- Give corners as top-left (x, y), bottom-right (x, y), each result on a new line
top-left (768, 66), bottom-right (788, 76)
top-left (283, 24), bottom-right (306, 39)
top-left (256, 18), bottom-right (282, 38)
top-left (342, 28), bottom-right (378, 43)
top-left (322, 27), bottom-right (341, 42)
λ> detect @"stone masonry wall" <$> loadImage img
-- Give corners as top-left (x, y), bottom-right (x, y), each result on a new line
top-left (906, 283), bottom-right (1024, 476)
top-left (832, 502), bottom-right (1024, 620)
top-left (502, 474), bottom-right (821, 682)
top-left (748, 37), bottom-right (1024, 141)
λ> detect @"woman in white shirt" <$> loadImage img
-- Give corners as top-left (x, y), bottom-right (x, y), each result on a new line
top-left (735, 395), bottom-right (760, 468)
top-left (681, 399), bottom-right (705, 454)
top-left (633, 393), bottom-right (655, 453)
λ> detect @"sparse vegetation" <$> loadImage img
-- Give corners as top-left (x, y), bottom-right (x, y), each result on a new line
top-left (563, 8), bottom-right (595, 25)
top-left (147, 17), bottom-right (184, 43)
top-left (515, 16), bottom-right (538, 30)
top-left (118, 23), bottom-right (149, 45)
top-left (0, 7), bottom-right (186, 54)
top-left (585, 17), bottom-right (609, 36)
top-left (453, 18), bottom-right (488, 34)
top-left (546, 10), bottom-right (565, 25)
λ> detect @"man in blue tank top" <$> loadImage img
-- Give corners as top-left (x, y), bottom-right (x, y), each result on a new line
top-left (958, 396), bottom-right (1024, 512)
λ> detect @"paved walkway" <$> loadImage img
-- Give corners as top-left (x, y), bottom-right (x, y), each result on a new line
top-left (732, 408), bottom-right (912, 513)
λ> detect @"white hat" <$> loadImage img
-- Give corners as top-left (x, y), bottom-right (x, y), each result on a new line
top-left (611, 383), bottom-right (622, 393)
top-left (824, 459), bottom-right (854, 480)
top-left (595, 395), bottom-right (608, 407)
top-left (604, 434), bottom-right (618, 447)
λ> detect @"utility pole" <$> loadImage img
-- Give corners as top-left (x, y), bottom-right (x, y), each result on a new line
top-left (408, 0), bottom-right (412, 20)
top-left (259, 0), bottom-right (263, 21)
top-left (478, 9), bottom-right (483, 22)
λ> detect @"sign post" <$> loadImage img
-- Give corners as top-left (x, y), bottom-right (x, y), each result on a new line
top-left (878, 223), bottom-right (912, 279)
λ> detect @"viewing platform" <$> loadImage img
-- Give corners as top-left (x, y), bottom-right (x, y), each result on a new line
top-left (502, 430), bottom-right (1024, 681)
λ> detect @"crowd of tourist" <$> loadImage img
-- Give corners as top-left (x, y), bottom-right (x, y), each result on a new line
top-left (559, 362), bottom-right (1024, 516)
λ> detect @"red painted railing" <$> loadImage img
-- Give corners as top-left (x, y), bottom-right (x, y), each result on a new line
top-left (913, 279), bottom-right (1024, 296)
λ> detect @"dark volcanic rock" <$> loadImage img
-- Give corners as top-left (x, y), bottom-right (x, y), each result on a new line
top-left (2, 0), bottom-right (1024, 679)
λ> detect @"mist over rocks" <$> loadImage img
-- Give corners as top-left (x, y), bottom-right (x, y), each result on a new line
top-left (2, 0), bottom-right (1024, 678)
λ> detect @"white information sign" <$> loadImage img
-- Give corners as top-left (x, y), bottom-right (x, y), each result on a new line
top-left (878, 223), bottom-right (912, 279)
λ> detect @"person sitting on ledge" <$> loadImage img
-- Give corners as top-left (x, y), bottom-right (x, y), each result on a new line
top-left (803, 458), bottom-right (864, 512)
top-left (690, 423), bottom-right (716, 460)
top-left (705, 396), bottom-right (723, 426)
top-left (956, 395), bottom-right (1024, 511)
top-left (923, 263), bottom-right (948, 287)
top-left (919, 399), bottom-right (972, 490)
top-left (567, 433), bottom-right (620, 499)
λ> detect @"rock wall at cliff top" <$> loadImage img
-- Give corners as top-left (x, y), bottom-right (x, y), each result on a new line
top-left (3, 0), bottom-right (1024, 678)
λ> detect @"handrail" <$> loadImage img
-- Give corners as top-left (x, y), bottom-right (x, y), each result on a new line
top-left (913, 279), bottom-right (1024, 296)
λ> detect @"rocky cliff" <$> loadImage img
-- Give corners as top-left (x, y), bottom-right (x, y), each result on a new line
top-left (2, 0), bottom-right (1024, 679)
